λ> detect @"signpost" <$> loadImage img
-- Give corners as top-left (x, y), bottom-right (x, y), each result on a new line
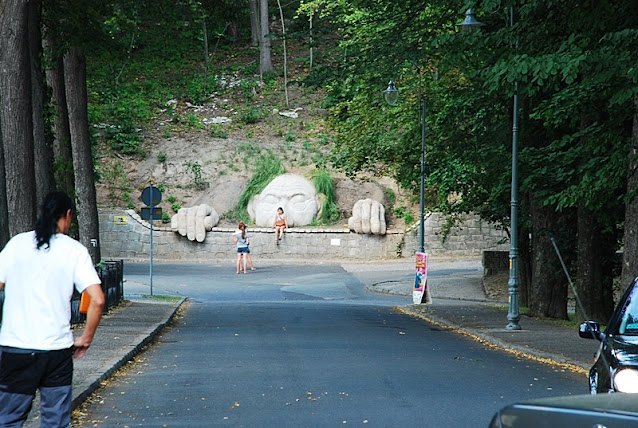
top-left (140, 186), bottom-right (162, 295)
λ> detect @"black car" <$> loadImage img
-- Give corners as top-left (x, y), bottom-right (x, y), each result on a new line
top-left (489, 393), bottom-right (638, 427)
top-left (579, 277), bottom-right (638, 394)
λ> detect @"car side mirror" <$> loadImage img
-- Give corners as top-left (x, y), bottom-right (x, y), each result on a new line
top-left (579, 321), bottom-right (602, 341)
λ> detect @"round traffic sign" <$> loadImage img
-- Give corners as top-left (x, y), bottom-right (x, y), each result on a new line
top-left (141, 186), bottom-right (162, 206)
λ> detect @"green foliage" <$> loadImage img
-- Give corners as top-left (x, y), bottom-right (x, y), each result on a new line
top-left (285, 131), bottom-right (296, 142)
top-left (98, 159), bottom-right (132, 208)
top-left (161, 212), bottom-right (170, 223)
top-left (237, 153), bottom-right (285, 215)
top-left (210, 125), bottom-right (228, 139)
top-left (404, 212), bottom-right (414, 225)
top-left (104, 122), bottom-right (143, 155)
top-left (312, 169), bottom-right (339, 223)
top-left (157, 152), bottom-right (167, 163)
top-left (240, 106), bottom-right (261, 124)
top-left (184, 161), bottom-right (208, 190)
top-left (185, 114), bottom-right (204, 129)
top-left (171, 203), bottom-right (181, 213)
top-left (385, 188), bottom-right (395, 205)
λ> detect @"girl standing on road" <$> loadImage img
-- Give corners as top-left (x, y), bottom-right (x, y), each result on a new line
top-left (234, 222), bottom-right (250, 274)
top-left (244, 225), bottom-right (256, 271)
top-left (273, 207), bottom-right (288, 245)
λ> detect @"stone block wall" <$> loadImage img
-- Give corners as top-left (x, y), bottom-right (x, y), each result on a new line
top-left (482, 250), bottom-right (510, 275)
top-left (98, 210), bottom-right (509, 261)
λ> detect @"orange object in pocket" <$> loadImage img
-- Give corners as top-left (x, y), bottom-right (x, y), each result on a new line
top-left (79, 292), bottom-right (90, 313)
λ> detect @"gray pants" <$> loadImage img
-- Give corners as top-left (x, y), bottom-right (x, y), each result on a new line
top-left (0, 348), bottom-right (73, 427)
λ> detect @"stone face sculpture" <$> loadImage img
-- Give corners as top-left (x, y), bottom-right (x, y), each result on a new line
top-left (171, 204), bottom-right (219, 242)
top-left (348, 198), bottom-right (387, 235)
top-left (248, 174), bottom-right (319, 227)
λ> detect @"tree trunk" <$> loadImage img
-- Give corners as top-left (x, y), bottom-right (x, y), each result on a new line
top-left (576, 203), bottom-right (614, 322)
top-left (45, 41), bottom-right (75, 197)
top-left (250, 0), bottom-right (259, 47)
top-left (29, 0), bottom-right (54, 202)
top-left (518, 212), bottom-right (531, 308)
top-left (0, 118), bottom-right (9, 248)
top-left (227, 21), bottom-right (240, 42)
top-left (0, 0), bottom-right (37, 236)
top-left (276, 0), bottom-right (288, 106)
top-left (259, 0), bottom-right (272, 75)
top-left (622, 95), bottom-right (638, 292)
top-left (202, 16), bottom-right (209, 95)
top-left (64, 47), bottom-right (100, 263)
top-left (528, 194), bottom-right (568, 319)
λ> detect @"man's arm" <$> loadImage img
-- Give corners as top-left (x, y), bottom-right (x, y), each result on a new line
top-left (73, 283), bottom-right (105, 358)
top-left (0, 281), bottom-right (4, 291)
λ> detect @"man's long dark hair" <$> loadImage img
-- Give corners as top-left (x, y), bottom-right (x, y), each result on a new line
top-left (35, 192), bottom-right (73, 250)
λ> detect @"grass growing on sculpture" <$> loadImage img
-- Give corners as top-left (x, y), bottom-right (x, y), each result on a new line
top-left (233, 152), bottom-right (286, 222)
top-left (312, 169), bottom-right (340, 224)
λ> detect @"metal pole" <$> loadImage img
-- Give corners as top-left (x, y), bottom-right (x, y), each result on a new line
top-left (506, 78), bottom-right (520, 330)
top-left (419, 94), bottom-right (426, 253)
top-left (506, 7), bottom-right (520, 330)
top-left (149, 188), bottom-right (154, 296)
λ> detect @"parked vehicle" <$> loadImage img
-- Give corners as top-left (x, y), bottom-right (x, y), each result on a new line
top-left (579, 277), bottom-right (638, 394)
top-left (489, 393), bottom-right (638, 427)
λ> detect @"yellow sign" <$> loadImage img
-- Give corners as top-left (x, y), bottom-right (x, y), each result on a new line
top-left (113, 216), bottom-right (127, 225)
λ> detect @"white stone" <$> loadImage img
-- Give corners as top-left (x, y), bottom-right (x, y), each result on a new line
top-left (348, 198), bottom-right (386, 235)
top-left (171, 204), bottom-right (220, 242)
top-left (248, 174), bottom-right (318, 227)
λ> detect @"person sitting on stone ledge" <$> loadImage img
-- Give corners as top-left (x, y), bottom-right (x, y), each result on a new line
top-left (273, 207), bottom-right (288, 245)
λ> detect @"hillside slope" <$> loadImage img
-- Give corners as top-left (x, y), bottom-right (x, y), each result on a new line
top-left (94, 70), bottom-right (414, 229)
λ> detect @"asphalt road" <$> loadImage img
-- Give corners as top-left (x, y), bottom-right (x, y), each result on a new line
top-left (78, 263), bottom-right (586, 426)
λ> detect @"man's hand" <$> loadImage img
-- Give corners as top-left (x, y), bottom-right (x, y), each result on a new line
top-left (73, 283), bottom-right (105, 358)
top-left (72, 337), bottom-right (91, 358)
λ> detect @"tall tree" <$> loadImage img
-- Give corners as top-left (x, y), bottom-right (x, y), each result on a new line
top-left (0, 119), bottom-right (8, 248)
top-left (250, 0), bottom-right (259, 46)
top-left (259, 0), bottom-right (272, 74)
top-left (64, 47), bottom-right (101, 263)
top-left (45, 39), bottom-right (75, 197)
top-left (623, 101), bottom-right (638, 290)
top-left (0, 0), bottom-right (37, 235)
top-left (29, 0), bottom-right (54, 202)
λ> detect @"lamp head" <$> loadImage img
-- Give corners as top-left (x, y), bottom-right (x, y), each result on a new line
top-left (456, 8), bottom-right (485, 32)
top-left (383, 80), bottom-right (399, 106)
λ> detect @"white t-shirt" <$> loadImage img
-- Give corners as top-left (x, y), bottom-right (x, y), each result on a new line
top-left (0, 231), bottom-right (101, 350)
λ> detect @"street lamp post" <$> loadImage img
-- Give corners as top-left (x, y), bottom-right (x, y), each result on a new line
top-left (458, 7), bottom-right (521, 330)
top-left (383, 78), bottom-right (426, 254)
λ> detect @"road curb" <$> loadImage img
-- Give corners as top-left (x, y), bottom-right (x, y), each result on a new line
top-left (396, 306), bottom-right (589, 374)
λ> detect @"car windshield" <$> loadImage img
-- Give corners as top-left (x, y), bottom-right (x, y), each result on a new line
top-left (619, 285), bottom-right (638, 335)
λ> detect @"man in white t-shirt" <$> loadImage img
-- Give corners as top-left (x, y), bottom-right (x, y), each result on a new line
top-left (0, 192), bottom-right (105, 427)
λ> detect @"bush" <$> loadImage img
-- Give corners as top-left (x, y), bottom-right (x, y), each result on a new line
top-left (240, 106), bottom-right (261, 124)
top-left (312, 169), bottom-right (339, 223)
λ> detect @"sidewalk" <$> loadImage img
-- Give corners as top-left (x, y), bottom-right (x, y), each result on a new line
top-left (24, 299), bottom-right (185, 427)
top-left (26, 257), bottom-right (597, 425)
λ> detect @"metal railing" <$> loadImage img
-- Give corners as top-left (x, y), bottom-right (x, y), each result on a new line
top-left (0, 259), bottom-right (124, 325)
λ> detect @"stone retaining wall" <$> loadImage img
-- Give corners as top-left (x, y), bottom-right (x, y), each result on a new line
top-left (98, 210), bottom-right (509, 261)
top-left (482, 250), bottom-right (510, 275)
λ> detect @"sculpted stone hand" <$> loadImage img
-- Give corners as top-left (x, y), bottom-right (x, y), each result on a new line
top-left (248, 174), bottom-right (319, 227)
top-left (348, 198), bottom-right (387, 235)
top-left (171, 204), bottom-right (219, 242)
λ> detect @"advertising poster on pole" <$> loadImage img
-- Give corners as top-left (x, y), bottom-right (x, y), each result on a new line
top-left (414, 252), bottom-right (432, 304)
